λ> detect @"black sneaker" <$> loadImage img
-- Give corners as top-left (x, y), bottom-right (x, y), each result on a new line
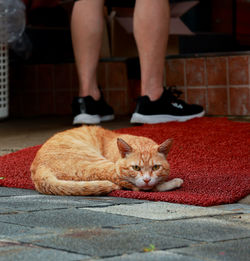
top-left (130, 87), bottom-right (205, 124)
top-left (72, 94), bottom-right (114, 125)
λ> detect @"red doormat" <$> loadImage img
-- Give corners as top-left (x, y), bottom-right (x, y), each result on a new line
top-left (0, 117), bottom-right (249, 206)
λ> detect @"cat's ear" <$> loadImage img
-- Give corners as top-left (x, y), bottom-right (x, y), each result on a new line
top-left (117, 138), bottom-right (133, 158)
top-left (158, 139), bottom-right (173, 157)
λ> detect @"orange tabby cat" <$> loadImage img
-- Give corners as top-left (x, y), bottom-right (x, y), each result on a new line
top-left (31, 126), bottom-right (183, 196)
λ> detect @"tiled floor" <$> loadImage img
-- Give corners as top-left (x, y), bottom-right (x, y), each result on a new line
top-left (0, 116), bottom-right (131, 155)
top-left (1, 187), bottom-right (250, 260)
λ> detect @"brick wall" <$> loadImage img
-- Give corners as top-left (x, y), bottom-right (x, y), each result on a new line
top-left (165, 55), bottom-right (250, 116)
top-left (9, 59), bottom-right (138, 117)
top-left (9, 54), bottom-right (250, 117)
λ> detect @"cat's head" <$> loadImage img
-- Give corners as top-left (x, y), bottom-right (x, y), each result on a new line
top-left (116, 137), bottom-right (172, 190)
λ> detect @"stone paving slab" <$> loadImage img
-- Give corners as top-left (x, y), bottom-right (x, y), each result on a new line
top-left (0, 188), bottom-right (39, 197)
top-left (213, 203), bottom-right (250, 213)
top-left (0, 208), bottom-right (17, 214)
top-left (212, 213), bottom-right (250, 227)
top-left (0, 187), bottom-right (249, 260)
top-left (0, 208), bottom-right (150, 229)
top-left (82, 201), bottom-right (238, 220)
top-left (118, 217), bottom-right (250, 243)
top-left (231, 213), bottom-right (250, 224)
top-left (81, 196), bottom-right (146, 205)
top-left (94, 251), bottom-right (204, 261)
top-left (0, 188), bottom-right (146, 213)
top-left (0, 222), bottom-right (47, 238)
top-left (6, 212), bottom-right (249, 259)
top-left (0, 222), bottom-right (63, 240)
top-left (0, 240), bottom-right (88, 261)
top-left (0, 187), bottom-right (145, 204)
top-left (170, 238), bottom-right (250, 261)
top-left (0, 195), bottom-right (145, 213)
top-left (20, 227), bottom-right (195, 258)
top-left (0, 196), bottom-right (111, 212)
top-left (3, 214), bottom-right (249, 258)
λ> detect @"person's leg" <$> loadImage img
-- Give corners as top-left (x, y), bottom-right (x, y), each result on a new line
top-left (71, 0), bottom-right (104, 100)
top-left (131, 0), bottom-right (205, 124)
top-left (71, 0), bottom-right (114, 125)
top-left (133, 0), bottom-right (170, 101)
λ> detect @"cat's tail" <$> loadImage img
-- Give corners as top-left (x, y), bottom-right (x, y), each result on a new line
top-left (31, 166), bottom-right (120, 196)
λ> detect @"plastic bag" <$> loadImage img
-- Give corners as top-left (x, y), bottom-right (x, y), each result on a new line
top-left (0, 0), bottom-right (26, 43)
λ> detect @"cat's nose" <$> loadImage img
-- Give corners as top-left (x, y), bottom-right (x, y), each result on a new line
top-left (143, 178), bottom-right (151, 184)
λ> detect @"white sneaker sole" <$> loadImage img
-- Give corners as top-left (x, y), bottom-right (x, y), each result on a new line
top-left (73, 113), bottom-right (115, 125)
top-left (100, 115), bottom-right (115, 122)
top-left (130, 111), bottom-right (205, 124)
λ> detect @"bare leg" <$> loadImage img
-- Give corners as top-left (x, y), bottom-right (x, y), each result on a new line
top-left (71, 0), bottom-right (104, 100)
top-left (134, 0), bottom-right (170, 101)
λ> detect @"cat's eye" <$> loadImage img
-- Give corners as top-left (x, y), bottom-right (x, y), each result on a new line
top-left (132, 165), bottom-right (141, 171)
top-left (152, 165), bottom-right (161, 171)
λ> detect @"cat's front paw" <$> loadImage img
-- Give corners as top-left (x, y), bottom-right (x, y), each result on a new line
top-left (112, 184), bottom-right (121, 190)
top-left (172, 178), bottom-right (184, 188)
top-left (156, 178), bottom-right (183, 192)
